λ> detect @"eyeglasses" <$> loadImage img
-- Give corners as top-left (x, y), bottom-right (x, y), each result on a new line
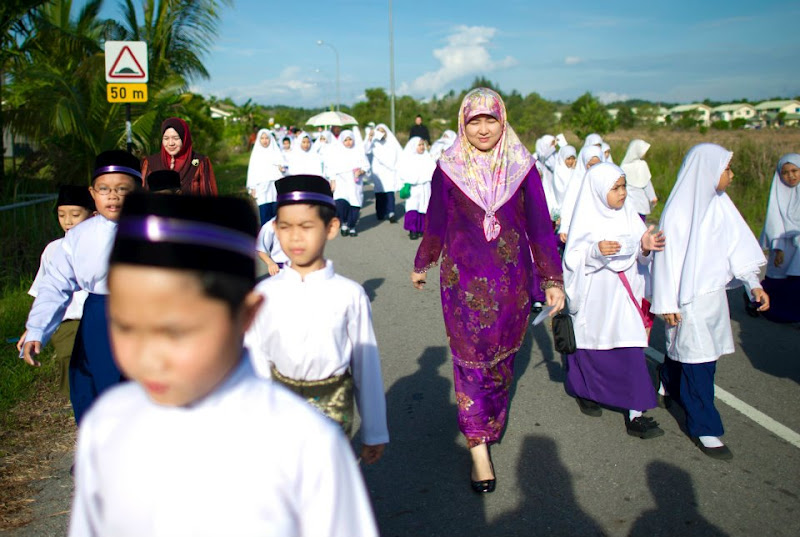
top-left (93, 185), bottom-right (133, 197)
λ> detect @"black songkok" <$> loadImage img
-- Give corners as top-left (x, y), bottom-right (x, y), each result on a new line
top-left (55, 185), bottom-right (95, 212)
top-left (92, 150), bottom-right (142, 182)
top-left (111, 193), bottom-right (258, 282)
top-left (146, 170), bottom-right (181, 193)
top-left (275, 175), bottom-right (335, 208)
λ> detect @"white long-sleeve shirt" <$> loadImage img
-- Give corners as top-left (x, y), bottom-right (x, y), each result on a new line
top-left (28, 238), bottom-right (89, 321)
top-left (245, 260), bottom-right (389, 446)
top-left (69, 356), bottom-right (378, 537)
top-left (25, 215), bottom-right (116, 346)
top-left (255, 218), bottom-right (289, 265)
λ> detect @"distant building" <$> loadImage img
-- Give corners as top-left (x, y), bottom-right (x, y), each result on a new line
top-left (754, 100), bottom-right (800, 116)
top-left (668, 104), bottom-right (712, 126)
top-left (209, 106), bottom-right (234, 121)
top-left (711, 103), bottom-right (756, 122)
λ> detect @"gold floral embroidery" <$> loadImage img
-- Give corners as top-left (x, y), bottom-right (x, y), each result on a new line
top-left (456, 392), bottom-right (474, 412)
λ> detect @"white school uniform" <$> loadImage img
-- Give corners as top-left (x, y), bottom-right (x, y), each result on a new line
top-left (25, 215), bottom-right (116, 346)
top-left (286, 134), bottom-right (324, 176)
top-left (620, 139), bottom-right (657, 216)
top-left (760, 153), bottom-right (800, 278)
top-left (651, 143), bottom-right (765, 364)
top-left (429, 130), bottom-right (456, 161)
top-left (563, 163), bottom-right (651, 349)
top-left (246, 129), bottom-right (286, 206)
top-left (364, 124), bottom-right (402, 193)
top-left (325, 130), bottom-right (370, 208)
top-left (28, 238), bottom-right (88, 321)
top-left (69, 355), bottom-right (378, 537)
top-left (255, 217), bottom-right (289, 265)
top-left (535, 135), bottom-right (558, 217)
top-left (245, 260), bottom-right (389, 446)
top-left (552, 145), bottom-right (576, 211)
top-left (398, 137), bottom-right (436, 214)
top-left (558, 145), bottom-right (604, 235)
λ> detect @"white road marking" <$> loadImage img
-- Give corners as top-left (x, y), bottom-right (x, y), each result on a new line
top-left (646, 347), bottom-right (800, 449)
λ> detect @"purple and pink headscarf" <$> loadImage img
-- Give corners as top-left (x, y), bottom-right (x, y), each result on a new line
top-left (439, 88), bottom-right (535, 241)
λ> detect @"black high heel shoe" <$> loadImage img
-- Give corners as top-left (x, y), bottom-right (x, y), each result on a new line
top-left (470, 447), bottom-right (496, 494)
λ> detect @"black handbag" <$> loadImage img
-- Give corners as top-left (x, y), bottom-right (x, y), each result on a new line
top-left (551, 307), bottom-right (576, 355)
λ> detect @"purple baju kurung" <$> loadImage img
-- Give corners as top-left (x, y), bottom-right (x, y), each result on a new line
top-left (414, 165), bottom-right (563, 447)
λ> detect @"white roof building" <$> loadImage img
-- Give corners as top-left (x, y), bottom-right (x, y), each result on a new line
top-left (754, 100), bottom-right (800, 116)
top-left (711, 103), bottom-right (756, 122)
top-left (668, 104), bottom-right (712, 126)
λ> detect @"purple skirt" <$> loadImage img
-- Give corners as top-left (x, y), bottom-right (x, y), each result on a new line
top-left (761, 276), bottom-right (800, 323)
top-left (404, 210), bottom-right (425, 233)
top-left (565, 347), bottom-right (657, 411)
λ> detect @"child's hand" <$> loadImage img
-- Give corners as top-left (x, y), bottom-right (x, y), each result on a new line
top-left (22, 340), bottom-right (42, 367)
top-left (774, 249), bottom-right (784, 267)
top-left (360, 443), bottom-right (385, 465)
top-left (411, 271), bottom-right (427, 290)
top-left (651, 197), bottom-right (658, 206)
top-left (663, 313), bottom-right (682, 326)
top-left (267, 261), bottom-right (281, 276)
top-left (641, 225), bottom-right (665, 254)
top-left (751, 288), bottom-right (770, 312)
top-left (16, 330), bottom-right (27, 353)
top-left (559, 233), bottom-right (567, 244)
top-left (598, 240), bottom-right (621, 256)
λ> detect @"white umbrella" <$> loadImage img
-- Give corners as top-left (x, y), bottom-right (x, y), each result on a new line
top-left (306, 110), bottom-right (358, 127)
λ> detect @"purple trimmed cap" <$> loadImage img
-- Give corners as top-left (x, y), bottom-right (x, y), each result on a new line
top-left (93, 150), bottom-right (142, 181)
top-left (275, 175), bottom-right (335, 208)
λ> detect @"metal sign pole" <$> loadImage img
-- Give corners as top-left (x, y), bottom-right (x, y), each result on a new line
top-left (126, 103), bottom-right (133, 153)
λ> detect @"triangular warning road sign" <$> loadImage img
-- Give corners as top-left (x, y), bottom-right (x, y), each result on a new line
top-left (108, 46), bottom-right (146, 80)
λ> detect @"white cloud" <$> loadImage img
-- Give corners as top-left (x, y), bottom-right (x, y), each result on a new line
top-left (399, 26), bottom-right (516, 97)
top-left (564, 56), bottom-right (582, 65)
top-left (205, 66), bottom-right (319, 104)
top-left (596, 91), bottom-right (630, 104)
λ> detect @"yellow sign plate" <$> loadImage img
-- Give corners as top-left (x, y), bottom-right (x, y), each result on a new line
top-left (107, 83), bottom-right (148, 103)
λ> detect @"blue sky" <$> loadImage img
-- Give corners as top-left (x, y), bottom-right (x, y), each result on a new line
top-left (94, 0), bottom-right (800, 107)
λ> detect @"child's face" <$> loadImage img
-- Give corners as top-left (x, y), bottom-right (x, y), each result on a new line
top-left (717, 162), bottom-right (734, 192)
top-left (586, 156), bottom-right (601, 169)
top-left (162, 128), bottom-right (183, 156)
top-left (604, 150), bottom-right (611, 159)
top-left (606, 176), bottom-right (627, 209)
top-left (90, 174), bottom-right (136, 221)
top-left (565, 156), bottom-right (577, 169)
top-left (108, 265), bottom-right (262, 407)
top-left (275, 204), bottom-right (339, 275)
top-left (343, 137), bottom-right (354, 148)
top-left (282, 140), bottom-right (291, 150)
top-left (465, 114), bottom-right (502, 152)
top-left (57, 204), bottom-right (92, 232)
top-left (260, 133), bottom-right (270, 147)
top-left (301, 137), bottom-right (312, 151)
top-left (416, 139), bottom-right (426, 154)
top-left (781, 162), bottom-right (800, 187)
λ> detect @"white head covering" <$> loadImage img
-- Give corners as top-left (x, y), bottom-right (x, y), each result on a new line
top-left (324, 129), bottom-right (369, 177)
top-left (601, 142), bottom-right (614, 163)
top-left (246, 129), bottom-right (285, 190)
top-left (564, 162), bottom-right (646, 316)
top-left (760, 153), bottom-right (800, 278)
top-left (584, 133), bottom-right (603, 147)
top-left (430, 130), bottom-right (457, 161)
top-left (370, 123), bottom-right (402, 166)
top-left (651, 143), bottom-right (766, 313)
top-left (558, 145), bottom-right (606, 234)
top-left (287, 133), bottom-right (324, 176)
top-left (399, 136), bottom-right (436, 185)
top-left (535, 135), bottom-right (557, 172)
top-left (620, 139), bottom-right (652, 188)
top-left (313, 130), bottom-right (332, 155)
top-left (553, 145), bottom-right (577, 206)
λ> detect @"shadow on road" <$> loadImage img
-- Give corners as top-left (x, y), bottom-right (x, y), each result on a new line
top-left (629, 461), bottom-right (728, 536)
top-left (363, 346), bottom-right (489, 537)
top-left (488, 434), bottom-right (606, 536)
top-left (362, 278), bottom-right (385, 303)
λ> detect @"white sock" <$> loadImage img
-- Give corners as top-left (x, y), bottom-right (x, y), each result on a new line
top-left (698, 435), bottom-right (724, 448)
top-left (341, 225), bottom-right (349, 230)
top-left (629, 410), bottom-right (643, 420)
top-left (658, 382), bottom-right (667, 396)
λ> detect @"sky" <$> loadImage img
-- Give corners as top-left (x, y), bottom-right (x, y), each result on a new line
top-left (93, 0), bottom-right (800, 108)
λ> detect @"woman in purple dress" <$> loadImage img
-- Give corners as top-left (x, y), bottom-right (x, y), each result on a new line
top-left (410, 88), bottom-right (565, 494)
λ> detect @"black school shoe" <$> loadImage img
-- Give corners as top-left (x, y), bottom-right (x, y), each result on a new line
top-left (625, 415), bottom-right (665, 439)
top-left (576, 397), bottom-right (602, 417)
top-left (349, 229), bottom-right (358, 237)
top-left (692, 437), bottom-right (734, 460)
top-left (388, 213), bottom-right (398, 224)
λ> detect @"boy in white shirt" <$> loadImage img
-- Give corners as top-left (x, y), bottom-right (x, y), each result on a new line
top-left (256, 216), bottom-right (289, 276)
top-left (69, 192), bottom-right (378, 537)
top-left (246, 175), bottom-right (389, 464)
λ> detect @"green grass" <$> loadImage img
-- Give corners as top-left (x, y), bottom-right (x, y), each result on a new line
top-left (214, 151), bottom-right (251, 197)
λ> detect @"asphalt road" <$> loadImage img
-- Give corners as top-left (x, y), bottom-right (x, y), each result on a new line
top-left (6, 185), bottom-right (799, 536)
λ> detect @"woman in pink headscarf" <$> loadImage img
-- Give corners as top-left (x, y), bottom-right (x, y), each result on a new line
top-left (410, 88), bottom-right (565, 493)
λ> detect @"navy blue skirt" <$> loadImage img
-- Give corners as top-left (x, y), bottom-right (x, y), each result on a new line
top-left (69, 293), bottom-right (124, 424)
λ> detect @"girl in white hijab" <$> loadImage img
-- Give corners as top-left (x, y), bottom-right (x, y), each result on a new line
top-left (651, 143), bottom-right (769, 460)
top-left (287, 133), bottom-right (324, 176)
top-left (552, 145), bottom-right (577, 215)
top-left (313, 130), bottom-right (332, 156)
top-left (365, 123), bottom-right (402, 223)
top-left (429, 130), bottom-right (457, 161)
top-left (535, 135), bottom-right (559, 219)
top-left (246, 128), bottom-right (287, 224)
top-left (563, 162), bottom-right (665, 437)
top-left (757, 153), bottom-right (800, 323)
top-left (601, 142), bottom-right (614, 163)
top-left (325, 129), bottom-right (370, 237)
top-left (398, 137), bottom-right (436, 240)
top-left (558, 145), bottom-right (604, 243)
top-left (620, 139), bottom-right (658, 220)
